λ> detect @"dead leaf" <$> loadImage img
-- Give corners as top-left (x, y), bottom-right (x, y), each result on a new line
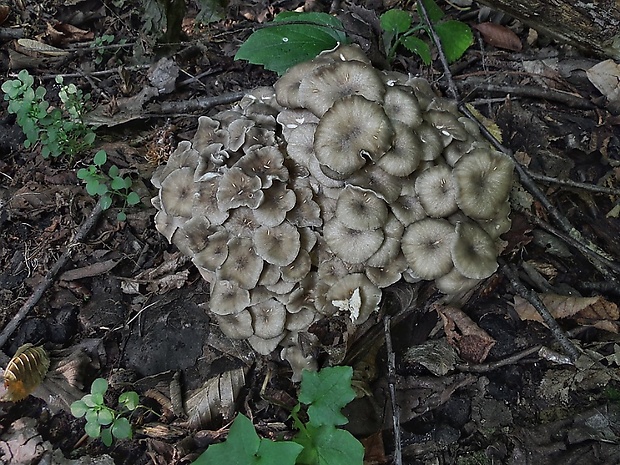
top-left (435, 304), bottom-right (496, 363)
top-left (473, 23), bottom-right (522, 51)
top-left (586, 60), bottom-right (620, 105)
top-left (183, 368), bottom-right (247, 429)
top-left (16, 38), bottom-right (69, 57)
top-left (59, 258), bottom-right (120, 281)
top-left (514, 293), bottom-right (619, 332)
top-left (0, 5), bottom-right (10, 26)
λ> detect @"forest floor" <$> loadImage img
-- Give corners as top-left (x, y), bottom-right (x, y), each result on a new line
top-left (0, 1), bottom-right (620, 464)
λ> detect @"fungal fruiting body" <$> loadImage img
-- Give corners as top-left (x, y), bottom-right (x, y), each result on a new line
top-left (151, 44), bottom-right (513, 376)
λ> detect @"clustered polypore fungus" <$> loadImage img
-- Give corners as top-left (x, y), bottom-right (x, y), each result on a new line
top-left (151, 44), bottom-right (514, 379)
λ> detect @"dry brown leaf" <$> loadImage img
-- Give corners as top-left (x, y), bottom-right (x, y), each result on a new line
top-left (435, 304), bottom-right (496, 363)
top-left (184, 368), bottom-right (247, 429)
top-left (0, 5), bottom-right (10, 26)
top-left (514, 293), bottom-right (619, 332)
top-left (16, 38), bottom-right (69, 57)
top-left (473, 23), bottom-right (522, 51)
top-left (587, 60), bottom-right (620, 104)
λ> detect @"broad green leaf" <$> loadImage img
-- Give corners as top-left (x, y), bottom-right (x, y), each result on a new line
top-left (117, 211), bottom-right (127, 222)
top-left (96, 183), bottom-right (109, 196)
top-left (380, 9), bottom-right (412, 34)
top-left (111, 417), bottom-right (132, 439)
top-left (235, 12), bottom-right (348, 75)
top-left (100, 194), bottom-right (113, 210)
top-left (85, 409), bottom-right (99, 424)
top-left (402, 36), bottom-right (432, 65)
top-left (82, 394), bottom-right (97, 408)
top-left (295, 424), bottom-right (364, 465)
top-left (192, 414), bottom-right (261, 464)
top-left (90, 392), bottom-right (104, 406)
top-left (70, 400), bottom-right (88, 418)
top-left (91, 378), bottom-right (108, 396)
top-left (119, 391), bottom-right (140, 410)
top-left (86, 180), bottom-right (100, 196)
top-left (255, 437), bottom-right (303, 465)
top-left (108, 165), bottom-right (119, 178)
top-left (111, 176), bottom-right (126, 191)
top-left (434, 20), bottom-right (473, 62)
top-left (126, 192), bottom-right (141, 206)
top-left (98, 408), bottom-right (114, 426)
top-left (298, 366), bottom-right (355, 427)
top-left (417, 0), bottom-right (444, 23)
top-left (94, 150), bottom-right (107, 166)
top-left (84, 421), bottom-right (101, 438)
top-left (100, 428), bottom-right (113, 446)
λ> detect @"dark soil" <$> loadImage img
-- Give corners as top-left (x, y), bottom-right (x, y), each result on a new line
top-left (1, 1), bottom-right (620, 464)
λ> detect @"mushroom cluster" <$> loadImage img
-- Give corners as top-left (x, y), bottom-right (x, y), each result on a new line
top-left (151, 44), bottom-right (513, 377)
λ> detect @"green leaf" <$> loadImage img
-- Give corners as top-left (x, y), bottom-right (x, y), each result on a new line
top-left (100, 428), bottom-right (113, 446)
top-left (91, 378), bottom-right (108, 396)
top-left (193, 414), bottom-right (261, 464)
top-left (85, 409), bottom-right (99, 424)
top-left (380, 10), bottom-right (412, 34)
top-left (298, 366), bottom-right (355, 427)
top-left (111, 417), bottom-right (132, 439)
top-left (85, 421), bottom-right (101, 438)
top-left (417, 0), bottom-right (444, 23)
top-left (402, 36), bottom-right (432, 65)
top-left (82, 394), bottom-right (97, 408)
top-left (90, 392), bottom-right (104, 406)
top-left (94, 150), bottom-right (107, 166)
top-left (235, 12), bottom-right (348, 75)
top-left (295, 424), bottom-right (364, 465)
top-left (119, 391), bottom-right (139, 410)
top-left (86, 180), bottom-right (100, 196)
top-left (108, 165), bottom-right (119, 177)
top-left (77, 168), bottom-right (91, 180)
top-left (70, 400), bottom-right (89, 418)
top-left (117, 211), bottom-right (127, 222)
top-left (111, 176), bottom-right (126, 191)
top-left (434, 20), bottom-right (473, 62)
top-left (126, 191), bottom-right (141, 206)
top-left (100, 194), bottom-right (113, 210)
top-left (98, 408), bottom-right (115, 426)
top-left (193, 414), bottom-right (302, 465)
top-left (96, 183), bottom-right (109, 196)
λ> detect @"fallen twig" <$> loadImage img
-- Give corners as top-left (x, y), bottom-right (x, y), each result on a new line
top-left (384, 315), bottom-right (402, 465)
top-left (526, 171), bottom-right (620, 196)
top-left (0, 199), bottom-right (105, 349)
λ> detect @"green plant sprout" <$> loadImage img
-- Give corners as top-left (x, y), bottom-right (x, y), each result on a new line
top-left (380, 0), bottom-right (473, 64)
top-left (77, 150), bottom-right (141, 221)
top-left (90, 34), bottom-right (115, 65)
top-left (192, 366), bottom-right (364, 465)
top-left (1, 70), bottom-right (96, 160)
top-left (70, 378), bottom-right (139, 446)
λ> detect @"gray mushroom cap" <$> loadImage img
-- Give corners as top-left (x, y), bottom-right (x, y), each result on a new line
top-left (253, 222), bottom-right (301, 266)
top-left (216, 167), bottom-right (264, 211)
top-left (453, 149), bottom-right (514, 219)
top-left (401, 218), bottom-right (455, 279)
top-left (377, 122), bottom-right (422, 177)
top-left (384, 86), bottom-right (423, 127)
top-left (335, 186), bottom-right (388, 231)
top-left (215, 310), bottom-right (254, 339)
top-left (299, 60), bottom-right (386, 117)
top-left (451, 221), bottom-right (499, 279)
top-left (249, 298), bottom-right (287, 339)
top-left (234, 146), bottom-right (288, 188)
top-left (159, 167), bottom-right (196, 218)
top-left (209, 280), bottom-right (251, 315)
top-left (249, 334), bottom-right (286, 356)
top-left (217, 237), bottom-right (264, 289)
top-left (314, 96), bottom-right (394, 176)
top-left (192, 229), bottom-right (229, 271)
top-left (414, 164), bottom-right (458, 218)
top-left (275, 59), bottom-right (323, 109)
top-left (324, 273), bottom-right (382, 325)
top-left (323, 218), bottom-right (384, 264)
top-left (253, 183), bottom-right (296, 227)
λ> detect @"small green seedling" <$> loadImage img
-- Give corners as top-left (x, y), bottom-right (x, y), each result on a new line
top-left (1, 70), bottom-right (96, 160)
top-left (77, 150), bottom-right (141, 221)
top-left (70, 378), bottom-right (139, 446)
top-left (90, 34), bottom-right (115, 65)
top-left (192, 366), bottom-right (364, 465)
top-left (235, 12), bottom-right (349, 75)
top-left (380, 0), bottom-right (473, 64)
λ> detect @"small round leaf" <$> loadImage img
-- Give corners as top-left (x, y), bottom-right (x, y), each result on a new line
top-left (98, 408), bottom-right (115, 426)
top-left (70, 400), bottom-right (88, 418)
top-left (111, 417), bottom-right (132, 439)
top-left (100, 428), bottom-right (113, 447)
top-left (84, 421), bottom-right (101, 438)
top-left (91, 378), bottom-right (108, 395)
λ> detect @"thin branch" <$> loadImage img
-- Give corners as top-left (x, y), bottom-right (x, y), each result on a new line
top-left (0, 199), bottom-right (105, 349)
top-left (499, 259), bottom-right (580, 361)
top-left (384, 315), bottom-right (402, 465)
top-left (527, 171), bottom-right (620, 196)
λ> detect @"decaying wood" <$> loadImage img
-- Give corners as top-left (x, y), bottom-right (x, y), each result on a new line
top-left (476, 0), bottom-right (620, 59)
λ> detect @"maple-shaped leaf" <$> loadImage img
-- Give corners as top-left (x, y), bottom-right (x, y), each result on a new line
top-left (298, 366), bottom-right (355, 427)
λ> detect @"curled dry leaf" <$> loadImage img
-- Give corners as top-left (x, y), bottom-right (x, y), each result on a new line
top-left (514, 293), bottom-right (619, 332)
top-left (184, 367), bottom-right (247, 429)
top-left (435, 304), bottom-right (496, 363)
top-left (473, 23), bottom-right (522, 51)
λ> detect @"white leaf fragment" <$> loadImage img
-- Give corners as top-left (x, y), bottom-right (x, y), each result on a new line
top-left (332, 287), bottom-right (362, 322)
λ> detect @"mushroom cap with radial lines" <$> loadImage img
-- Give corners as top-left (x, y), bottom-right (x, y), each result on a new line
top-left (159, 167), bottom-right (196, 218)
top-left (216, 167), bottom-right (264, 211)
top-left (335, 186), bottom-right (388, 231)
top-left (377, 121), bottom-right (422, 177)
top-left (215, 310), bottom-right (254, 339)
top-left (192, 229), bottom-right (229, 271)
top-left (234, 146), bottom-right (288, 188)
top-left (253, 222), bottom-right (301, 266)
top-left (274, 59), bottom-right (325, 109)
top-left (401, 218), bottom-right (456, 280)
top-left (324, 273), bottom-right (382, 325)
top-left (323, 218), bottom-right (384, 264)
top-left (415, 164), bottom-right (458, 218)
top-left (299, 60), bottom-right (386, 117)
top-left (453, 149), bottom-right (514, 219)
top-left (209, 280), bottom-right (251, 315)
top-left (451, 221), bottom-right (499, 279)
top-left (217, 236), bottom-right (263, 289)
top-left (383, 86), bottom-right (423, 128)
top-left (249, 298), bottom-right (287, 339)
top-left (252, 183), bottom-right (296, 227)
top-left (314, 96), bottom-right (394, 177)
